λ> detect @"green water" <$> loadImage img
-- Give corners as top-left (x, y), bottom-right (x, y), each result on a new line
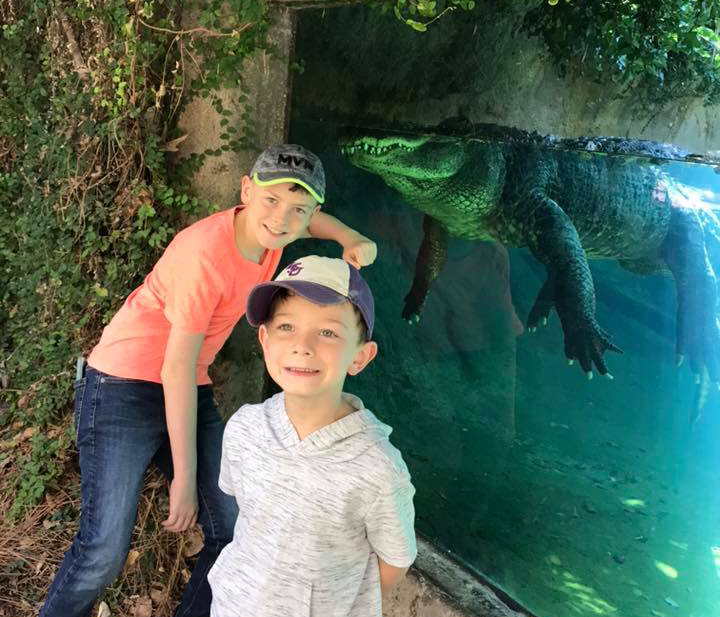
top-left (280, 119), bottom-right (720, 617)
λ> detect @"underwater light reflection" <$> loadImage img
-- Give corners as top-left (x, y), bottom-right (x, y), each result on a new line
top-left (654, 561), bottom-right (679, 579)
top-left (557, 570), bottom-right (616, 615)
top-left (712, 546), bottom-right (720, 578)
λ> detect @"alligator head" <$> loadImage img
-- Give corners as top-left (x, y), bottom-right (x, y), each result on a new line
top-left (339, 128), bottom-right (505, 226)
top-left (339, 129), bottom-right (468, 194)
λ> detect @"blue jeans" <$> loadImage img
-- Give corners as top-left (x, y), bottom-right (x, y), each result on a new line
top-left (40, 367), bottom-right (239, 617)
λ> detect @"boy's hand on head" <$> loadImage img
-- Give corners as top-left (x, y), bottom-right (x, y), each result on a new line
top-left (163, 477), bottom-right (199, 533)
top-left (306, 212), bottom-right (376, 267)
top-left (342, 233), bottom-right (377, 269)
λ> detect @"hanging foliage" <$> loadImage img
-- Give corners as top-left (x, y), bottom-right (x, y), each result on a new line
top-left (522, 0), bottom-right (720, 104)
top-left (387, 0), bottom-right (720, 105)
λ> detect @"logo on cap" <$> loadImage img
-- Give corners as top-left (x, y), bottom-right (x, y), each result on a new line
top-left (278, 154), bottom-right (315, 171)
top-left (285, 262), bottom-right (303, 277)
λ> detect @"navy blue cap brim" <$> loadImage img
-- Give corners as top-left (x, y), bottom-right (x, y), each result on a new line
top-left (246, 281), bottom-right (347, 327)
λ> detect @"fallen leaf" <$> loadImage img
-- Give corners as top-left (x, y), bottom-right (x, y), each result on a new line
top-left (125, 549), bottom-right (140, 568)
top-left (97, 601), bottom-right (111, 617)
top-left (160, 134), bottom-right (188, 152)
top-left (42, 519), bottom-right (59, 530)
top-left (17, 394), bottom-right (31, 410)
top-left (132, 596), bottom-right (152, 617)
top-left (149, 587), bottom-right (165, 604)
top-left (20, 427), bottom-right (37, 441)
top-left (183, 526), bottom-right (204, 557)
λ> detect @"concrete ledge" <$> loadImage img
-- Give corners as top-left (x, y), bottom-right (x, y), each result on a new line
top-left (384, 538), bottom-right (532, 617)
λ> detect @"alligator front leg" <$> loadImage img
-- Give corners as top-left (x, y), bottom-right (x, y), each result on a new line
top-left (661, 207), bottom-right (720, 386)
top-left (403, 214), bottom-right (448, 322)
top-left (520, 190), bottom-right (622, 376)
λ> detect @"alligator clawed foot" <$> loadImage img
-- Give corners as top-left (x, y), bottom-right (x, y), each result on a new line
top-left (401, 304), bottom-right (422, 325)
top-left (674, 308), bottom-right (720, 425)
top-left (527, 316), bottom-right (549, 333)
top-left (563, 321), bottom-right (622, 378)
top-left (527, 298), bottom-right (553, 333)
top-left (402, 292), bottom-right (425, 325)
top-left (677, 309), bottom-right (720, 384)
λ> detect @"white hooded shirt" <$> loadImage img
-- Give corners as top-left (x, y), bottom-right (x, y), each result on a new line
top-left (208, 392), bottom-right (417, 617)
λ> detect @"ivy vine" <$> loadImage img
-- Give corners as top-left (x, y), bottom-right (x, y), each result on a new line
top-left (0, 0), bottom-right (268, 516)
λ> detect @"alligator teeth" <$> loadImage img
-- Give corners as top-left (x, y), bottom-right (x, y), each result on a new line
top-left (341, 140), bottom-right (416, 156)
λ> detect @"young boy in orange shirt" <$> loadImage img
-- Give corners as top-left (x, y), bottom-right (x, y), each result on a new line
top-left (40, 145), bottom-right (377, 617)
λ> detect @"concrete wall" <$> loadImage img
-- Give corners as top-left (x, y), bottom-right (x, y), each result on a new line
top-left (176, 8), bottom-right (296, 208)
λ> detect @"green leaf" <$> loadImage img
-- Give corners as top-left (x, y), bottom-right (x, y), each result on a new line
top-left (417, 0), bottom-right (436, 18)
top-left (406, 19), bottom-right (428, 32)
top-left (138, 204), bottom-right (156, 218)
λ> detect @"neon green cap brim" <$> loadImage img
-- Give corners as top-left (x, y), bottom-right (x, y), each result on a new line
top-left (252, 173), bottom-right (324, 204)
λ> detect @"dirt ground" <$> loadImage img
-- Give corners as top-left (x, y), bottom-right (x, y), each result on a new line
top-left (0, 414), bottom-right (199, 617)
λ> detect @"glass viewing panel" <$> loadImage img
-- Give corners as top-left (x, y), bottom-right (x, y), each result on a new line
top-left (279, 9), bottom-right (720, 617)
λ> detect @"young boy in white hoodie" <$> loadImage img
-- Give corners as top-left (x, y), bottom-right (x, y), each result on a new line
top-left (208, 255), bottom-right (417, 617)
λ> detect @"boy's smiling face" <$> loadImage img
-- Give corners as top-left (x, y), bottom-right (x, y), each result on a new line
top-left (258, 293), bottom-right (377, 402)
top-left (241, 176), bottom-right (319, 250)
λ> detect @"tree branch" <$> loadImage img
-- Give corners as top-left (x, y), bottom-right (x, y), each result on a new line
top-left (57, 11), bottom-right (90, 83)
top-left (137, 18), bottom-right (253, 39)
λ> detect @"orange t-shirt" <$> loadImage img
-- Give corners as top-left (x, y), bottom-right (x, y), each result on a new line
top-left (88, 207), bottom-right (282, 385)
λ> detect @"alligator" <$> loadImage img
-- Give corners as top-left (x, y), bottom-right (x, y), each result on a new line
top-left (339, 128), bottom-right (720, 413)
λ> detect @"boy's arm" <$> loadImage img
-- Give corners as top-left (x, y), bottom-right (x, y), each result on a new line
top-left (378, 558), bottom-right (409, 594)
top-left (305, 210), bottom-right (377, 268)
top-left (365, 478), bottom-right (417, 595)
top-left (160, 325), bottom-right (204, 533)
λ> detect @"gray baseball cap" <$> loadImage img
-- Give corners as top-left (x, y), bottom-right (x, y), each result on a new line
top-left (250, 144), bottom-right (326, 204)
